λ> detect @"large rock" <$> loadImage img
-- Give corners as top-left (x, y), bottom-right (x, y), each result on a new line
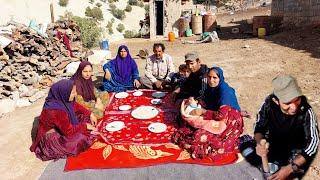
top-left (15, 98), bottom-right (32, 107)
top-left (65, 61), bottom-right (80, 74)
top-left (29, 91), bottom-right (45, 103)
top-left (18, 84), bottom-right (29, 94)
top-left (0, 98), bottom-right (16, 114)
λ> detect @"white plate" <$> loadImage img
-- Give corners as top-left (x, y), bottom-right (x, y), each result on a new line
top-left (119, 105), bottom-right (131, 111)
top-left (131, 106), bottom-right (159, 120)
top-left (133, 91), bottom-right (143, 96)
top-left (105, 121), bottom-right (125, 132)
top-left (152, 91), bottom-right (166, 98)
top-left (115, 92), bottom-right (129, 99)
top-left (148, 123), bottom-right (167, 133)
top-left (151, 98), bottom-right (162, 105)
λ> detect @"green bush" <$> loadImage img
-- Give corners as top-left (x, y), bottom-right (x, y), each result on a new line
top-left (111, 8), bottom-right (125, 20)
top-left (72, 16), bottom-right (102, 48)
top-left (59, 10), bottom-right (73, 20)
top-left (125, 5), bottom-right (132, 12)
top-left (59, 0), bottom-right (69, 7)
top-left (124, 30), bottom-right (138, 38)
top-left (89, 0), bottom-right (95, 4)
top-left (138, 1), bottom-right (144, 8)
top-left (109, 3), bottom-right (116, 10)
top-left (85, 6), bottom-right (104, 20)
top-left (96, 2), bottom-right (102, 7)
top-left (144, 4), bottom-right (149, 14)
top-left (85, 7), bottom-right (92, 17)
top-left (116, 23), bottom-right (125, 33)
top-left (106, 21), bottom-right (113, 35)
top-left (111, 18), bottom-right (115, 23)
top-left (100, 0), bottom-right (106, 3)
top-left (128, 0), bottom-right (138, 6)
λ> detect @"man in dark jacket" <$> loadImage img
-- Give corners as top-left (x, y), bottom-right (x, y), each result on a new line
top-left (172, 52), bottom-right (208, 102)
top-left (249, 75), bottom-right (319, 179)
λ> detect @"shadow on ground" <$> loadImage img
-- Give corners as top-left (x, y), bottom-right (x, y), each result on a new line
top-left (31, 116), bottom-right (40, 142)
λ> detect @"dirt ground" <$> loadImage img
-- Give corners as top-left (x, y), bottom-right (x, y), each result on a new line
top-left (1, 6), bottom-right (319, 180)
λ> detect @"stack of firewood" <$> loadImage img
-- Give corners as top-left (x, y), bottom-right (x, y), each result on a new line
top-left (0, 20), bottom-right (87, 99)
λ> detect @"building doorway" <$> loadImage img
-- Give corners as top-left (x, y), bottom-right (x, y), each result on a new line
top-left (155, 0), bottom-right (163, 35)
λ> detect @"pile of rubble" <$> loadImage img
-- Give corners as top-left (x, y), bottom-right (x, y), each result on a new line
top-left (0, 20), bottom-right (87, 114)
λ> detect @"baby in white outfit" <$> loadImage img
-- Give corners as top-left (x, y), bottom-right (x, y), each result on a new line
top-left (185, 97), bottom-right (202, 115)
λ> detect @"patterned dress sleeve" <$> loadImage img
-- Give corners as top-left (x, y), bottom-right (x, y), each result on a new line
top-left (203, 105), bottom-right (243, 136)
top-left (55, 111), bottom-right (88, 136)
top-left (74, 102), bottom-right (91, 116)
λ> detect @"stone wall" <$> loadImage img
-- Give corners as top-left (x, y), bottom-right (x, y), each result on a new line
top-left (272, 0), bottom-right (320, 26)
top-left (149, 0), bottom-right (196, 38)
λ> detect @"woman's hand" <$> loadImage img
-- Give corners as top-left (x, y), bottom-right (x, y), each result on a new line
top-left (154, 80), bottom-right (163, 89)
top-left (90, 113), bottom-right (98, 126)
top-left (134, 79), bottom-right (141, 88)
top-left (86, 123), bottom-right (97, 131)
top-left (104, 70), bottom-right (111, 80)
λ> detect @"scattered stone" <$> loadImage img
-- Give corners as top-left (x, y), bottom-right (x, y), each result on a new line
top-left (10, 91), bottom-right (20, 101)
top-left (16, 98), bottom-right (32, 107)
top-left (20, 88), bottom-right (38, 98)
top-left (65, 61), bottom-right (80, 74)
top-left (0, 98), bottom-right (16, 114)
top-left (29, 91), bottom-right (45, 103)
top-left (18, 84), bottom-right (29, 94)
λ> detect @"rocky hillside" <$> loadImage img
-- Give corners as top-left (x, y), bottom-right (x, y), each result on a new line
top-left (0, 0), bottom-right (146, 36)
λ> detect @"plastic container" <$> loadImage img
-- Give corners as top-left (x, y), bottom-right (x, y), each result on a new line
top-left (203, 14), bottom-right (216, 32)
top-left (168, 32), bottom-right (175, 42)
top-left (186, 28), bottom-right (192, 37)
top-left (100, 39), bottom-right (109, 50)
top-left (178, 17), bottom-right (189, 37)
top-left (191, 15), bottom-right (202, 35)
top-left (258, 28), bottom-right (266, 38)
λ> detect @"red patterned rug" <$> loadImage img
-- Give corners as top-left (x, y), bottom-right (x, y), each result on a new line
top-left (65, 90), bottom-right (239, 171)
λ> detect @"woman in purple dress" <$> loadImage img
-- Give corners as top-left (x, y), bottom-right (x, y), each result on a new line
top-left (30, 79), bottom-right (97, 161)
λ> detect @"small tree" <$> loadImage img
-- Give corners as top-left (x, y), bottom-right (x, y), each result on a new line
top-left (125, 5), bottom-right (132, 12)
top-left (85, 6), bottom-right (92, 17)
top-left (109, 3), bottom-right (116, 10)
top-left (128, 0), bottom-right (138, 6)
top-left (116, 23), bottom-right (125, 33)
top-left (124, 30), bottom-right (137, 38)
top-left (85, 6), bottom-right (104, 20)
top-left (89, 0), bottom-right (95, 4)
top-left (59, 0), bottom-right (69, 7)
top-left (91, 7), bottom-right (104, 20)
top-left (111, 8), bottom-right (125, 20)
top-left (144, 4), bottom-right (149, 14)
top-left (100, 0), bottom-right (106, 3)
top-left (138, 1), bottom-right (144, 8)
top-left (72, 16), bottom-right (102, 48)
top-left (96, 2), bottom-right (102, 7)
top-left (106, 21), bottom-right (114, 35)
top-left (59, 10), bottom-right (73, 20)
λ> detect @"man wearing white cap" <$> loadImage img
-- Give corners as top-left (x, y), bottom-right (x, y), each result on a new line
top-left (252, 75), bottom-right (319, 179)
